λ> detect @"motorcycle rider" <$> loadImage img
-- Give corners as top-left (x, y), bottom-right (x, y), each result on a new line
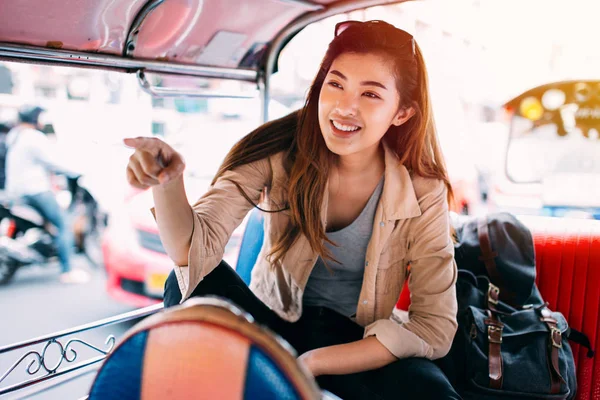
top-left (5, 105), bottom-right (90, 284)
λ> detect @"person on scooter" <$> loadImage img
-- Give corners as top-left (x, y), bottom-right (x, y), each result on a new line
top-left (5, 105), bottom-right (90, 284)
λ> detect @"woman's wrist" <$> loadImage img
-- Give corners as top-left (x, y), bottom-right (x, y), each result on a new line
top-left (298, 349), bottom-right (322, 377)
top-left (153, 173), bottom-right (184, 193)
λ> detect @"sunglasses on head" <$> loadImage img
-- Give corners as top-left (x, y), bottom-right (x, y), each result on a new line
top-left (334, 20), bottom-right (416, 56)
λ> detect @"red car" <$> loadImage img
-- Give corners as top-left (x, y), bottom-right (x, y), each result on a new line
top-left (102, 177), bottom-right (247, 307)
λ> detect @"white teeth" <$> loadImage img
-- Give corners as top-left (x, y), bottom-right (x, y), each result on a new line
top-left (332, 120), bottom-right (360, 132)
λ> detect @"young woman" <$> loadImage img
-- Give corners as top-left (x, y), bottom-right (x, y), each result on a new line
top-left (125, 20), bottom-right (460, 400)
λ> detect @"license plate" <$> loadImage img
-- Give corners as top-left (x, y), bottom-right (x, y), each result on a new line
top-left (145, 273), bottom-right (168, 297)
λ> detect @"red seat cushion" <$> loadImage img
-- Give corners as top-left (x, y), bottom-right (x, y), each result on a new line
top-left (396, 279), bottom-right (411, 311)
top-left (523, 216), bottom-right (600, 400)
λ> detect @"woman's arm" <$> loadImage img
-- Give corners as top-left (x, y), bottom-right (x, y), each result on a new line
top-left (152, 176), bottom-right (194, 266)
top-left (124, 137), bottom-right (191, 266)
top-left (299, 337), bottom-right (396, 376)
top-left (126, 137), bottom-right (270, 302)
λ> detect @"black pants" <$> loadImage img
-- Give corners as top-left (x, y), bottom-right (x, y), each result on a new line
top-left (164, 260), bottom-right (461, 400)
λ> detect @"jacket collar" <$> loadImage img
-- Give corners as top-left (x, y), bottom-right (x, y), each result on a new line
top-left (380, 141), bottom-right (422, 220)
top-left (320, 141), bottom-right (422, 226)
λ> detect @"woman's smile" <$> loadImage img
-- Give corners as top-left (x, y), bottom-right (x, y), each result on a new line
top-left (330, 119), bottom-right (362, 138)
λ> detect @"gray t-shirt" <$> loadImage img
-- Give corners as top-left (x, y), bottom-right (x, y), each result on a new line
top-left (303, 177), bottom-right (384, 317)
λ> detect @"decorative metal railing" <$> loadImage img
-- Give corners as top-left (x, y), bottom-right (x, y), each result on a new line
top-left (0, 303), bottom-right (163, 396)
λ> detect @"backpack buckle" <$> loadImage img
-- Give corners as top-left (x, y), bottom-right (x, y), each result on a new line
top-left (487, 283), bottom-right (500, 306)
top-left (551, 327), bottom-right (563, 348)
top-left (487, 325), bottom-right (503, 344)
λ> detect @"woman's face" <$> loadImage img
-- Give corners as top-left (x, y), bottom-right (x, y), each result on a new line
top-left (318, 52), bottom-right (412, 159)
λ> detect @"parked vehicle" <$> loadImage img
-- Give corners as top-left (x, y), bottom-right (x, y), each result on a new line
top-left (101, 176), bottom-right (246, 307)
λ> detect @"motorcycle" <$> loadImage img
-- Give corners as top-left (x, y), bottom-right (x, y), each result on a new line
top-left (0, 175), bottom-right (107, 285)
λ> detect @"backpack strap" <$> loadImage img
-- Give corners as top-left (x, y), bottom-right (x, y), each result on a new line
top-left (539, 306), bottom-right (567, 394)
top-left (477, 216), bottom-right (518, 306)
top-left (484, 309), bottom-right (504, 389)
top-left (567, 328), bottom-right (595, 358)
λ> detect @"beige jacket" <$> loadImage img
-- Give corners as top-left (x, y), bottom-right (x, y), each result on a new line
top-left (172, 142), bottom-right (458, 360)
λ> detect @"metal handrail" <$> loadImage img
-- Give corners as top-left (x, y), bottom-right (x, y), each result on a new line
top-left (0, 43), bottom-right (258, 82)
top-left (0, 303), bottom-right (163, 354)
top-left (137, 71), bottom-right (258, 99)
top-left (12, 363), bottom-right (99, 400)
top-left (0, 303), bottom-right (164, 396)
top-left (124, 0), bottom-right (166, 57)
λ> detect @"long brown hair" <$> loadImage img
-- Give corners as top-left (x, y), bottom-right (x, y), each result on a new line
top-left (213, 21), bottom-right (454, 266)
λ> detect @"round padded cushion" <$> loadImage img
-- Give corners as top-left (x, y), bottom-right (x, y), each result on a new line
top-left (89, 298), bottom-right (320, 400)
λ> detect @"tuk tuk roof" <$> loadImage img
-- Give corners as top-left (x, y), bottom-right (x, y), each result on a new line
top-left (0, 0), bottom-right (405, 81)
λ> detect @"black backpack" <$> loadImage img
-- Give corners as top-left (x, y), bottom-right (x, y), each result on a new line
top-left (444, 213), bottom-right (594, 399)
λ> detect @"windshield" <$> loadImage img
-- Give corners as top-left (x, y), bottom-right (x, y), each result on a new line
top-left (507, 114), bottom-right (600, 182)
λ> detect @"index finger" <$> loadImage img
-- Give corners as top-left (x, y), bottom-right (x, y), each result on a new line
top-left (123, 137), bottom-right (164, 153)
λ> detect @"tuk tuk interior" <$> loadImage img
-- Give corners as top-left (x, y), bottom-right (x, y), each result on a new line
top-left (0, 0), bottom-right (598, 399)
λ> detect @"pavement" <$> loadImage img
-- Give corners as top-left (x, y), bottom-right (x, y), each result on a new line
top-left (0, 256), bottom-right (141, 400)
